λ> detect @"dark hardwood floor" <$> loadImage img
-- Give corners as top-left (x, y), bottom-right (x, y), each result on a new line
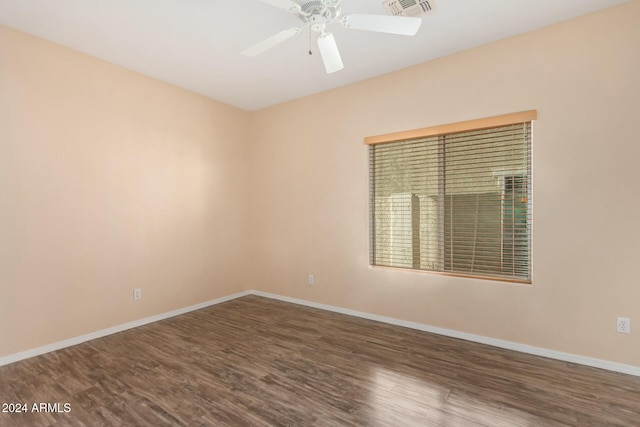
top-left (1, 295), bottom-right (639, 426)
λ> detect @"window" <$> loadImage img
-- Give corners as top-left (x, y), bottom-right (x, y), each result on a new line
top-left (366, 111), bottom-right (535, 283)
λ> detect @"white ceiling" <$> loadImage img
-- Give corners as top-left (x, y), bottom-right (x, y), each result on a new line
top-left (0, 0), bottom-right (627, 111)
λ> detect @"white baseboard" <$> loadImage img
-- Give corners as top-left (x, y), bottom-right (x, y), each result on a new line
top-left (251, 290), bottom-right (640, 377)
top-left (0, 290), bottom-right (252, 367)
top-left (3, 288), bottom-right (639, 378)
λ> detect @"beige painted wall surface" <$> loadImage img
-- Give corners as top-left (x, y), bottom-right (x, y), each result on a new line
top-left (0, 25), bottom-right (251, 357)
top-left (249, 1), bottom-right (640, 366)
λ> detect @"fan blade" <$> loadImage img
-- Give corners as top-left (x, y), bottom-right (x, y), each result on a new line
top-left (342, 14), bottom-right (422, 36)
top-left (261, 0), bottom-right (301, 13)
top-left (241, 27), bottom-right (302, 57)
top-left (317, 33), bottom-right (344, 74)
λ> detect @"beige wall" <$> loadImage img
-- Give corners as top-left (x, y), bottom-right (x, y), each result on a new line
top-left (0, 25), bottom-right (252, 357)
top-left (2, 1), bottom-right (639, 367)
top-left (249, 1), bottom-right (640, 366)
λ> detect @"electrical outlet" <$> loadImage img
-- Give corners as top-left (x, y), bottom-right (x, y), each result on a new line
top-left (617, 317), bottom-right (630, 334)
top-left (133, 288), bottom-right (142, 301)
top-left (308, 275), bottom-right (314, 285)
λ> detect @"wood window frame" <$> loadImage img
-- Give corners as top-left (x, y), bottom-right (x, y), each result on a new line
top-left (365, 111), bottom-right (537, 146)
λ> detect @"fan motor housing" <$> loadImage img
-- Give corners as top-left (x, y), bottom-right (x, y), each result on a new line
top-left (297, 0), bottom-right (341, 23)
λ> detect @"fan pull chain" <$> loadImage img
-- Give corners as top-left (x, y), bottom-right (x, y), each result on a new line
top-left (308, 27), bottom-right (313, 55)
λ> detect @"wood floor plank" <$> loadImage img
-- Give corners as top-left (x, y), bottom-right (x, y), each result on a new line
top-left (2, 295), bottom-right (640, 426)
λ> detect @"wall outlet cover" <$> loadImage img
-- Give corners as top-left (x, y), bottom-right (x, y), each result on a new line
top-left (617, 317), bottom-right (631, 334)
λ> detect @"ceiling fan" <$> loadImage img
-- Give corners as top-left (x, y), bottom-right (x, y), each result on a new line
top-left (241, 0), bottom-right (423, 74)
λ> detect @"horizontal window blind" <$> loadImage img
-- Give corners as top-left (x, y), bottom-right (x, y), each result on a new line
top-left (368, 113), bottom-right (533, 282)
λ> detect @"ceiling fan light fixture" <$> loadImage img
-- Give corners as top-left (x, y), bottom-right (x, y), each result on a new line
top-left (309, 14), bottom-right (328, 32)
